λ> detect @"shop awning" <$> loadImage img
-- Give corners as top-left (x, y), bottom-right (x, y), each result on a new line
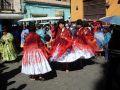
top-left (18, 17), bottom-right (63, 22)
top-left (0, 13), bottom-right (23, 19)
top-left (31, 14), bottom-right (48, 17)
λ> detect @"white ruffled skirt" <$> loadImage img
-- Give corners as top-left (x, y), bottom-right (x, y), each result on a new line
top-left (21, 49), bottom-right (52, 75)
top-left (50, 45), bottom-right (94, 63)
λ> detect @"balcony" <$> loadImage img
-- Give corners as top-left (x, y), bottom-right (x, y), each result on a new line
top-left (0, 0), bottom-right (14, 11)
top-left (24, 0), bottom-right (70, 6)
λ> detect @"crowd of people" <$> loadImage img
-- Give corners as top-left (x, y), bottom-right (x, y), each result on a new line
top-left (0, 19), bottom-right (112, 80)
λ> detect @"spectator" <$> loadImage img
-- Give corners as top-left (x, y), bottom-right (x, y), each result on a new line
top-left (0, 27), bottom-right (17, 62)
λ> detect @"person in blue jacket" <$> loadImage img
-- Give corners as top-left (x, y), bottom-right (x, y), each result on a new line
top-left (104, 28), bottom-right (111, 61)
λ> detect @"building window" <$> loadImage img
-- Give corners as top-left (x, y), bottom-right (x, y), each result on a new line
top-left (76, 6), bottom-right (78, 10)
top-left (83, 0), bottom-right (106, 20)
top-left (105, 3), bottom-right (110, 9)
top-left (0, 0), bottom-right (13, 10)
top-left (32, 14), bottom-right (48, 17)
top-left (118, 0), bottom-right (120, 4)
top-left (55, 11), bottom-right (64, 17)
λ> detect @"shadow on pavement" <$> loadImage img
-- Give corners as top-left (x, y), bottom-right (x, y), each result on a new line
top-left (43, 62), bottom-right (57, 80)
top-left (7, 81), bottom-right (16, 86)
top-left (95, 58), bottom-right (120, 90)
top-left (2, 55), bottom-right (22, 64)
top-left (50, 58), bottom-right (95, 72)
top-left (0, 62), bottom-right (27, 90)
top-left (9, 84), bottom-right (27, 90)
top-left (15, 55), bottom-right (23, 62)
top-left (94, 63), bottom-right (108, 90)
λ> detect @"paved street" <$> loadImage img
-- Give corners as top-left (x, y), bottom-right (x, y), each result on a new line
top-left (0, 56), bottom-right (107, 90)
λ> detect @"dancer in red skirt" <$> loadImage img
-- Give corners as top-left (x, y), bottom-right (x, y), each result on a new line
top-left (50, 20), bottom-right (72, 61)
top-left (21, 26), bottom-right (51, 80)
top-left (72, 20), bottom-right (95, 59)
top-left (50, 20), bottom-right (74, 72)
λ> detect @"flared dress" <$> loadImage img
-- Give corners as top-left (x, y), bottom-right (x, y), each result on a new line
top-left (21, 32), bottom-right (51, 75)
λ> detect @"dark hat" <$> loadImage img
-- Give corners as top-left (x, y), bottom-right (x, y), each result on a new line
top-left (76, 19), bottom-right (82, 25)
top-left (82, 21), bottom-right (89, 27)
top-left (58, 19), bottom-right (65, 25)
top-left (2, 26), bottom-right (9, 32)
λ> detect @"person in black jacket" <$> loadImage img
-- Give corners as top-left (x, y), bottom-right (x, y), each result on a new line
top-left (105, 25), bottom-right (120, 90)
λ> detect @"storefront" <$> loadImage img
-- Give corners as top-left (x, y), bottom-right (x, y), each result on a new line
top-left (23, 2), bottom-right (70, 21)
top-left (0, 13), bottom-right (23, 32)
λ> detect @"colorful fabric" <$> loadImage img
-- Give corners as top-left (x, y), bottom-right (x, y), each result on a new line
top-left (104, 32), bottom-right (111, 46)
top-left (36, 29), bottom-right (46, 43)
top-left (75, 27), bottom-right (97, 53)
top-left (0, 42), bottom-right (3, 54)
top-left (22, 49), bottom-right (51, 75)
top-left (22, 32), bottom-right (51, 75)
top-left (21, 29), bottom-right (29, 47)
top-left (50, 27), bottom-right (95, 62)
top-left (50, 43), bottom-right (94, 63)
top-left (94, 31), bottom-right (105, 48)
top-left (1, 33), bottom-right (17, 61)
top-left (51, 26), bottom-right (56, 39)
top-left (50, 28), bottom-right (72, 59)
